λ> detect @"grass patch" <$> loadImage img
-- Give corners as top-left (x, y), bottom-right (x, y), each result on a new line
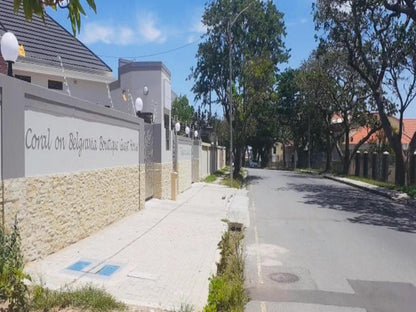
top-left (204, 174), bottom-right (218, 183)
top-left (215, 168), bottom-right (228, 176)
top-left (221, 169), bottom-right (247, 189)
top-left (204, 224), bottom-right (247, 312)
top-left (347, 175), bottom-right (416, 198)
top-left (295, 168), bottom-right (321, 175)
top-left (30, 284), bottom-right (127, 312)
top-left (221, 174), bottom-right (244, 189)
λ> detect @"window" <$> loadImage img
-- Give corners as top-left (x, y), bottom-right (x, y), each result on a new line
top-left (15, 75), bottom-right (31, 83)
top-left (48, 80), bottom-right (63, 90)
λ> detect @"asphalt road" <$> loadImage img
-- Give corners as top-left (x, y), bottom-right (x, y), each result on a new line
top-left (245, 169), bottom-right (416, 312)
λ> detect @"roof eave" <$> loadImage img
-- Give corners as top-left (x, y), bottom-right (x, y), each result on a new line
top-left (14, 61), bottom-right (115, 84)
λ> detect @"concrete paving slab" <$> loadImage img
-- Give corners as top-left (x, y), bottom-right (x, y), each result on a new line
top-left (227, 189), bottom-right (250, 227)
top-left (25, 182), bottom-right (236, 311)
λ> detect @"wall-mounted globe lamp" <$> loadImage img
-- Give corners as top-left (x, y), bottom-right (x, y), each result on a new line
top-left (185, 126), bottom-right (190, 137)
top-left (194, 130), bottom-right (198, 138)
top-left (135, 97), bottom-right (143, 113)
top-left (58, 0), bottom-right (70, 8)
top-left (1, 32), bottom-right (19, 77)
top-left (143, 85), bottom-right (149, 96)
top-left (175, 122), bottom-right (181, 133)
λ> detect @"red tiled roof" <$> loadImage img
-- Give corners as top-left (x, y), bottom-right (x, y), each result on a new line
top-left (403, 119), bottom-right (416, 144)
top-left (349, 118), bottom-right (416, 145)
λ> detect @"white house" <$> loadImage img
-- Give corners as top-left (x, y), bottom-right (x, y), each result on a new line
top-left (0, 0), bottom-right (114, 105)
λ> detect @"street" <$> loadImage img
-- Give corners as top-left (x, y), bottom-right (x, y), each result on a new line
top-left (245, 169), bottom-right (416, 312)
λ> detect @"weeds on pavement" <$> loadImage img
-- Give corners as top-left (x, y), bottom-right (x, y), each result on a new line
top-left (204, 223), bottom-right (247, 312)
top-left (30, 284), bottom-right (127, 311)
top-left (0, 217), bottom-right (31, 311)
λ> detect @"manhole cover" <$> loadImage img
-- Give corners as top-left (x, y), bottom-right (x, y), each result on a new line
top-left (269, 272), bottom-right (299, 283)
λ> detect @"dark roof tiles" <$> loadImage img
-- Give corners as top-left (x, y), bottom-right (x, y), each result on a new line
top-left (0, 0), bottom-right (112, 74)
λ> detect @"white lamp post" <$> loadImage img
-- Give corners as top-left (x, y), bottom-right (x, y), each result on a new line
top-left (175, 122), bottom-right (181, 133)
top-left (1, 32), bottom-right (19, 77)
top-left (194, 130), bottom-right (198, 138)
top-left (185, 126), bottom-right (190, 137)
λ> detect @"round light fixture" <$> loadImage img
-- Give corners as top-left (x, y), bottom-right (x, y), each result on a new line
top-left (175, 122), bottom-right (181, 132)
top-left (135, 97), bottom-right (143, 113)
top-left (194, 130), bottom-right (198, 138)
top-left (58, 0), bottom-right (70, 8)
top-left (185, 126), bottom-right (190, 136)
top-left (143, 86), bottom-right (149, 95)
top-left (1, 32), bottom-right (19, 62)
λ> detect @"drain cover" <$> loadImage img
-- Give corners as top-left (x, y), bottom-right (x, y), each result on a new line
top-left (269, 272), bottom-right (299, 283)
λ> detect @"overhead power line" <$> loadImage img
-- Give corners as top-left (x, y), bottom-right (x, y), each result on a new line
top-left (98, 38), bottom-right (202, 60)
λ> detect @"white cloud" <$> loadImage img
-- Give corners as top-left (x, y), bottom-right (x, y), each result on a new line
top-left (79, 10), bottom-right (167, 46)
top-left (119, 27), bottom-right (135, 45)
top-left (81, 23), bottom-right (115, 44)
top-left (287, 17), bottom-right (309, 27)
top-left (190, 20), bottom-right (207, 34)
top-left (137, 11), bottom-right (166, 43)
top-left (188, 35), bottom-right (195, 43)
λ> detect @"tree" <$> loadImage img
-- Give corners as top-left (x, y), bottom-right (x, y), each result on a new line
top-left (191, 0), bottom-right (288, 176)
top-left (13, 0), bottom-right (96, 35)
top-left (383, 0), bottom-right (416, 21)
top-left (311, 47), bottom-right (381, 174)
top-left (298, 53), bottom-right (335, 171)
top-left (242, 55), bottom-right (277, 168)
top-left (314, 0), bottom-right (416, 185)
top-left (172, 95), bottom-right (194, 128)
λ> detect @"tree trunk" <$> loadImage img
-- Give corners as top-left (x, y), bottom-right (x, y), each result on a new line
top-left (373, 89), bottom-right (405, 185)
top-left (325, 131), bottom-right (332, 172)
top-left (343, 128), bottom-right (350, 175)
top-left (282, 142), bottom-right (286, 168)
top-left (233, 146), bottom-right (242, 178)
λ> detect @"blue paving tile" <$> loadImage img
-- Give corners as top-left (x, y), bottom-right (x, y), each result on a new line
top-left (97, 265), bottom-right (119, 276)
top-left (67, 261), bottom-right (91, 272)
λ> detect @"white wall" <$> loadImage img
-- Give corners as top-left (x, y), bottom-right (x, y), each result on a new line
top-left (14, 70), bottom-right (111, 106)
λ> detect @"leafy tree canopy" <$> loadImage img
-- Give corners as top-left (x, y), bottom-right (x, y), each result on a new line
top-left (172, 95), bottom-right (195, 127)
top-left (13, 0), bottom-right (96, 35)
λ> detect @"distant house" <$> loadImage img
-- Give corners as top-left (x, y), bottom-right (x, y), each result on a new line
top-left (347, 116), bottom-right (416, 151)
top-left (0, 0), bottom-right (114, 105)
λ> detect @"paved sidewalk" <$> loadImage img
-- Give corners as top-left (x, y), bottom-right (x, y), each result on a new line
top-left (323, 175), bottom-right (414, 205)
top-left (25, 183), bottom-right (237, 311)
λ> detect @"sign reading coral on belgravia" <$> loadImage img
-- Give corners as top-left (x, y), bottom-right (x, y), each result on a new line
top-left (24, 110), bottom-right (139, 176)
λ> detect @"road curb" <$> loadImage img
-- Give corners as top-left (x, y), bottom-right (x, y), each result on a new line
top-left (323, 174), bottom-right (414, 206)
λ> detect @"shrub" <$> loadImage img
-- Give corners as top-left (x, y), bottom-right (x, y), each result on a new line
top-left (204, 226), bottom-right (247, 312)
top-left (0, 218), bottom-right (31, 311)
top-left (30, 284), bottom-right (126, 312)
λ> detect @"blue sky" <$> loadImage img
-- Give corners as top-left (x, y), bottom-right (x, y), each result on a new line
top-left (46, 1), bottom-right (317, 113)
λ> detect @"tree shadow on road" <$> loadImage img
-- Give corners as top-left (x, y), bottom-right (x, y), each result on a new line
top-left (245, 175), bottom-right (264, 186)
top-left (287, 182), bottom-right (416, 233)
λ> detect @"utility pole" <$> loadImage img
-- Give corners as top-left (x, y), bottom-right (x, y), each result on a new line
top-left (308, 113), bottom-right (311, 170)
top-left (227, 19), bottom-right (234, 188)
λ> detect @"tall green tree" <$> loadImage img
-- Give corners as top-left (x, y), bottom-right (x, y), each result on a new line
top-left (172, 95), bottom-right (195, 128)
top-left (191, 0), bottom-right (288, 176)
top-left (13, 0), bottom-right (96, 35)
top-left (314, 0), bottom-right (416, 185)
top-left (275, 69), bottom-right (302, 167)
top-left (302, 48), bottom-right (382, 174)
